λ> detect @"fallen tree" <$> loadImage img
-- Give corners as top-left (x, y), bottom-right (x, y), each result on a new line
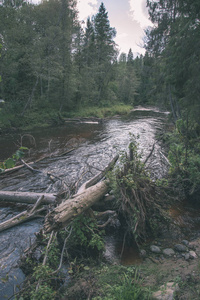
top-left (0, 190), bottom-right (56, 204)
top-left (44, 180), bottom-right (109, 233)
top-left (0, 155), bottom-right (119, 233)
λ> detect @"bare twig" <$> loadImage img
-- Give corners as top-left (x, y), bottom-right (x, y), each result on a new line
top-left (144, 143), bottom-right (155, 165)
top-left (51, 226), bottom-right (73, 275)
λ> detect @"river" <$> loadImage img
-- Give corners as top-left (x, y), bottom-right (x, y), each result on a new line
top-left (0, 107), bottom-right (170, 298)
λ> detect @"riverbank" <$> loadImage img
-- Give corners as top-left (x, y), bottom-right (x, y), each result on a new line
top-left (0, 104), bottom-right (132, 132)
top-left (63, 233), bottom-right (200, 299)
top-left (2, 107), bottom-right (200, 299)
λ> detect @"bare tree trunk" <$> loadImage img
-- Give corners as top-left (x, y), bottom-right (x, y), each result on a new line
top-left (44, 180), bottom-right (109, 233)
top-left (0, 191), bottom-right (56, 204)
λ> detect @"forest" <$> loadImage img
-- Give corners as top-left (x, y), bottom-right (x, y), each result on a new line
top-left (0, 0), bottom-right (142, 129)
top-left (1, 0), bottom-right (200, 198)
top-left (1, 0), bottom-right (200, 299)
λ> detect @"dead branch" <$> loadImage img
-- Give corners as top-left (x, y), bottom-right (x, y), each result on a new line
top-left (0, 190), bottom-right (56, 204)
top-left (0, 207), bottom-right (46, 233)
top-left (20, 159), bottom-right (42, 173)
top-left (51, 226), bottom-right (73, 275)
top-left (77, 154), bottom-right (119, 194)
top-left (144, 143), bottom-right (155, 165)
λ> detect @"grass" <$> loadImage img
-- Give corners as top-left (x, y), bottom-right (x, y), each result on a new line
top-left (68, 104), bottom-right (133, 119)
top-left (0, 104), bottom-right (133, 131)
top-left (65, 264), bottom-right (152, 300)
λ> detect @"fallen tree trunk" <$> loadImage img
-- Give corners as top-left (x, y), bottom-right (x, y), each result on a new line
top-left (0, 191), bottom-right (56, 204)
top-left (0, 207), bottom-right (46, 233)
top-left (44, 180), bottom-right (109, 233)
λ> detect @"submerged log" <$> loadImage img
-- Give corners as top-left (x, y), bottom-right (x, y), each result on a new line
top-left (0, 207), bottom-right (46, 233)
top-left (44, 180), bottom-right (109, 233)
top-left (0, 191), bottom-right (56, 204)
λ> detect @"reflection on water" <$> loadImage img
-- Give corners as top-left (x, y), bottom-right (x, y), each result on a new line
top-left (117, 240), bottom-right (142, 266)
top-left (104, 234), bottom-right (142, 265)
top-left (169, 201), bottom-right (200, 234)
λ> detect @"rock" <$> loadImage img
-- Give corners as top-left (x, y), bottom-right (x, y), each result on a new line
top-left (184, 253), bottom-right (190, 261)
top-left (181, 240), bottom-right (189, 246)
top-left (174, 244), bottom-right (188, 252)
top-left (140, 249), bottom-right (146, 257)
top-left (163, 248), bottom-right (175, 257)
top-left (150, 245), bottom-right (161, 254)
top-left (189, 250), bottom-right (198, 259)
top-left (153, 282), bottom-right (179, 300)
top-left (188, 242), bottom-right (196, 250)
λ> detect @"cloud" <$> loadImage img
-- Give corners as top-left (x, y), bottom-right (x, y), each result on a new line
top-left (128, 0), bottom-right (152, 28)
top-left (77, 0), bottom-right (98, 21)
top-left (117, 32), bottom-right (129, 39)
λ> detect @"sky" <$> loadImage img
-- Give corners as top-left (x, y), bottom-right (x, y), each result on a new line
top-left (31, 0), bottom-right (152, 56)
top-left (77, 0), bottom-right (153, 56)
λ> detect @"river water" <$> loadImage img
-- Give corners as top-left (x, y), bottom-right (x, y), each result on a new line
top-left (0, 107), bottom-right (170, 298)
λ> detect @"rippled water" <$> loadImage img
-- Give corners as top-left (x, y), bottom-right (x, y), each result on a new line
top-left (0, 107), bottom-right (169, 298)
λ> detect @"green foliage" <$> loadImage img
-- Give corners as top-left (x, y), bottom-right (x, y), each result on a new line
top-left (168, 119), bottom-right (200, 200)
top-left (0, 147), bottom-right (28, 172)
top-left (30, 265), bottom-right (56, 300)
top-left (108, 135), bottom-right (167, 242)
top-left (0, 0), bottom-right (144, 130)
top-left (93, 267), bottom-right (151, 300)
top-left (68, 214), bottom-right (104, 256)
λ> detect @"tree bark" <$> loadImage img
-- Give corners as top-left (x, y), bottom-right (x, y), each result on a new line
top-left (44, 180), bottom-right (109, 233)
top-left (0, 191), bottom-right (56, 204)
top-left (0, 207), bottom-right (46, 233)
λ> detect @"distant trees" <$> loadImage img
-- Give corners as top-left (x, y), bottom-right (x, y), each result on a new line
top-left (0, 1), bottom-right (141, 120)
top-left (117, 49), bottom-right (139, 104)
top-left (145, 0), bottom-right (200, 123)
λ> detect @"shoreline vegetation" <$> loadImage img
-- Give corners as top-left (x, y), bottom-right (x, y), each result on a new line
top-left (0, 104), bottom-right (133, 132)
top-left (1, 108), bottom-right (200, 299)
top-left (1, 0), bottom-right (200, 297)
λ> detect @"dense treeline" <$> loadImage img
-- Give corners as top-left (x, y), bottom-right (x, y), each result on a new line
top-left (1, 0), bottom-right (200, 199)
top-left (0, 0), bottom-right (141, 128)
top-left (145, 0), bottom-right (200, 124)
top-left (145, 0), bottom-right (200, 201)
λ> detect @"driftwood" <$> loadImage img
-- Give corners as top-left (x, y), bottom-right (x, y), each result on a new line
top-left (0, 193), bottom-right (47, 233)
top-left (44, 180), bottom-right (109, 233)
top-left (44, 155), bottom-right (119, 233)
top-left (0, 207), bottom-right (46, 233)
top-left (0, 162), bottom-right (35, 175)
top-left (0, 148), bottom-right (75, 176)
top-left (0, 191), bottom-right (56, 204)
top-left (0, 155), bottom-right (118, 233)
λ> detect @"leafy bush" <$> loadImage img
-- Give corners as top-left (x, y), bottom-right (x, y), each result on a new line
top-left (0, 147), bottom-right (28, 172)
top-left (108, 135), bottom-right (168, 243)
top-left (168, 119), bottom-right (200, 200)
top-left (67, 214), bottom-right (105, 258)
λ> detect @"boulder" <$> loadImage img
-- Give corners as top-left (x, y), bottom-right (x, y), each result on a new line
top-left (174, 244), bottom-right (188, 252)
top-left (153, 282), bottom-right (179, 300)
top-left (150, 245), bottom-right (161, 254)
top-left (163, 248), bottom-right (175, 257)
top-left (181, 240), bottom-right (189, 246)
top-left (189, 250), bottom-right (198, 259)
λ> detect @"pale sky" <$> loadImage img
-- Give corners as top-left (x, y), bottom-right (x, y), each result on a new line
top-left (77, 0), bottom-right (152, 56)
top-left (31, 0), bottom-right (152, 56)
